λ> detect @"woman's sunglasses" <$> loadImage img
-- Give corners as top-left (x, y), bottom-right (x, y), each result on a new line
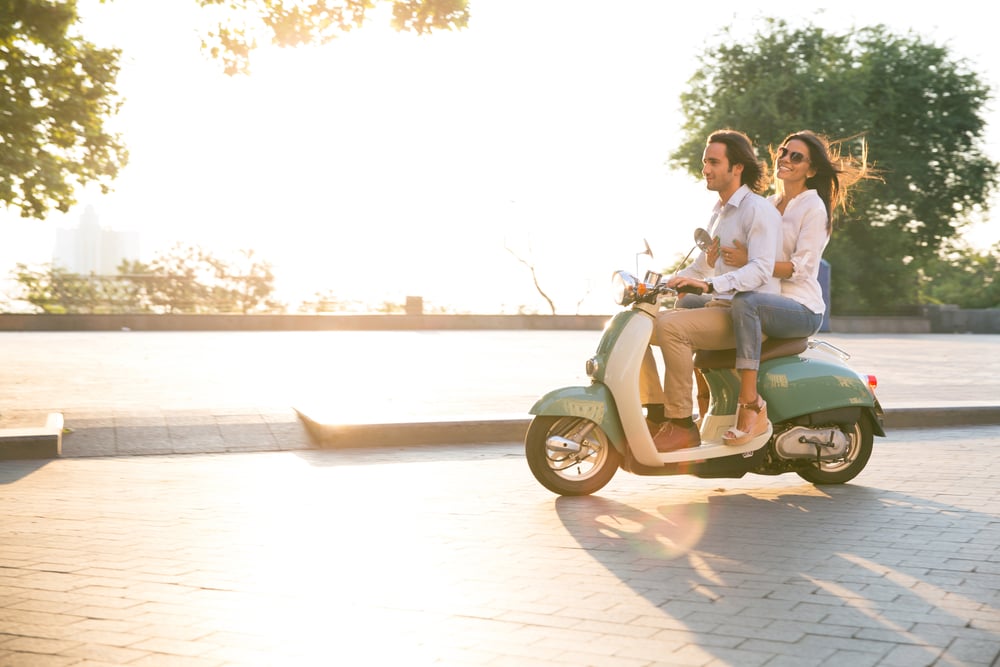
top-left (778, 146), bottom-right (809, 165)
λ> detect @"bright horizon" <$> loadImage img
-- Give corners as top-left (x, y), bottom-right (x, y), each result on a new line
top-left (1, 0), bottom-right (998, 314)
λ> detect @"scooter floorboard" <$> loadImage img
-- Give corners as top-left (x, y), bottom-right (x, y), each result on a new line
top-left (655, 420), bottom-right (772, 463)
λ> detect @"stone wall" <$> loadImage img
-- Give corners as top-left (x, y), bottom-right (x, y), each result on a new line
top-left (923, 305), bottom-right (1000, 333)
top-left (1, 309), bottom-right (997, 333)
top-left (0, 313), bottom-right (612, 332)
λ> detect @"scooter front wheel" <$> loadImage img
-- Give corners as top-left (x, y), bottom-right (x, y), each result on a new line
top-left (525, 416), bottom-right (621, 496)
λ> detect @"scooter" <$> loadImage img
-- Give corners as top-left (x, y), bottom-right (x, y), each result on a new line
top-left (525, 260), bottom-right (886, 497)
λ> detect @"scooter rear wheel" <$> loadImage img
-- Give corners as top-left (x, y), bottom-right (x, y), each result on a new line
top-left (795, 419), bottom-right (875, 485)
top-left (525, 416), bottom-right (621, 496)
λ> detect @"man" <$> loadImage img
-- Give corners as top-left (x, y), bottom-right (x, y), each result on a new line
top-left (643, 129), bottom-right (781, 452)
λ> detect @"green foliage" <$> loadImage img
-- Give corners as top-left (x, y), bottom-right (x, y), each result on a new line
top-left (14, 263), bottom-right (88, 313)
top-left (297, 291), bottom-right (411, 314)
top-left (919, 241), bottom-right (1000, 309)
top-left (672, 19), bottom-right (998, 314)
top-left (298, 290), bottom-right (352, 313)
top-left (195, 0), bottom-right (470, 75)
top-left (12, 261), bottom-right (146, 314)
top-left (141, 245), bottom-right (216, 314)
top-left (0, 0), bottom-right (128, 219)
top-left (140, 244), bottom-right (283, 314)
top-left (10, 246), bottom-right (283, 314)
top-left (210, 248), bottom-right (280, 314)
top-left (0, 0), bottom-right (464, 223)
top-left (296, 291), bottom-right (466, 314)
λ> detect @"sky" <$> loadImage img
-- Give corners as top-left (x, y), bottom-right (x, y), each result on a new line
top-left (1, 0), bottom-right (998, 314)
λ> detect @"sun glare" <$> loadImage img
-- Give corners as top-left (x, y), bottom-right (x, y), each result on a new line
top-left (22, 0), bottom-right (998, 316)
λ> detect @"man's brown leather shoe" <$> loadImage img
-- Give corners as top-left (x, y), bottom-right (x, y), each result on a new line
top-left (653, 420), bottom-right (701, 453)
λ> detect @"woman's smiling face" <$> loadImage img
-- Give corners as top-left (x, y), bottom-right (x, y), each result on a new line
top-left (776, 138), bottom-right (815, 185)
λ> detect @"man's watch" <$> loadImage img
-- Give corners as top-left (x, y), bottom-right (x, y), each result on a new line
top-left (705, 278), bottom-right (715, 294)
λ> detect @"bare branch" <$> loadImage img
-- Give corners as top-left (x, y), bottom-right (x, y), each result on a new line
top-left (504, 242), bottom-right (556, 315)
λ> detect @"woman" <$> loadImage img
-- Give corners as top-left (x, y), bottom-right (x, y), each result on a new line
top-left (720, 130), bottom-right (875, 445)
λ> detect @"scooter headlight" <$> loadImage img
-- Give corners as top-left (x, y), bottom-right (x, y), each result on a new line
top-left (612, 271), bottom-right (638, 306)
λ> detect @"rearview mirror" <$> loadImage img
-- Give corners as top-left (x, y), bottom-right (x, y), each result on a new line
top-left (694, 228), bottom-right (713, 251)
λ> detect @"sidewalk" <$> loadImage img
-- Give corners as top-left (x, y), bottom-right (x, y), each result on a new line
top-left (1, 331), bottom-right (999, 666)
top-left (2, 330), bottom-right (1000, 458)
top-left (1, 426), bottom-right (999, 666)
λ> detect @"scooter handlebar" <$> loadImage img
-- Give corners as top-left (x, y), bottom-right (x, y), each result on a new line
top-left (616, 271), bottom-right (704, 306)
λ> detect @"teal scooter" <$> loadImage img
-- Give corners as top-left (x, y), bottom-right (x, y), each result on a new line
top-left (525, 268), bottom-right (886, 497)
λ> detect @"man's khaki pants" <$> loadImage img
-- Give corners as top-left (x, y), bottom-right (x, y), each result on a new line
top-left (640, 300), bottom-right (736, 419)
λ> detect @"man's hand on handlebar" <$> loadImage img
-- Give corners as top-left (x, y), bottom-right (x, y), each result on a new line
top-left (665, 275), bottom-right (708, 295)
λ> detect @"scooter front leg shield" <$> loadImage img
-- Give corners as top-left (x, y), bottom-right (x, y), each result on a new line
top-left (529, 384), bottom-right (626, 451)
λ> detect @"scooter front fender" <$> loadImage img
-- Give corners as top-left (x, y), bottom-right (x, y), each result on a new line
top-left (529, 384), bottom-right (626, 452)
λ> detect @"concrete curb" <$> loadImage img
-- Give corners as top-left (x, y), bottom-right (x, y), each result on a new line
top-left (298, 406), bottom-right (1000, 450)
top-left (2, 407), bottom-right (997, 460)
top-left (882, 405), bottom-right (1000, 429)
top-left (0, 413), bottom-right (63, 460)
top-left (296, 411), bottom-right (530, 449)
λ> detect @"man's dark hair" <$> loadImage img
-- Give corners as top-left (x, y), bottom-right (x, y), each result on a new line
top-left (707, 129), bottom-right (770, 194)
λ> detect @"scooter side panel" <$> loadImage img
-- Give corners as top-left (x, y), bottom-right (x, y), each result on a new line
top-left (529, 384), bottom-right (627, 449)
top-left (761, 355), bottom-right (876, 423)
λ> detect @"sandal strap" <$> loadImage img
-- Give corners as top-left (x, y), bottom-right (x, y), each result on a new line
top-left (739, 397), bottom-right (765, 413)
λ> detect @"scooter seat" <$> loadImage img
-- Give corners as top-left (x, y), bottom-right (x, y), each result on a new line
top-left (694, 337), bottom-right (809, 370)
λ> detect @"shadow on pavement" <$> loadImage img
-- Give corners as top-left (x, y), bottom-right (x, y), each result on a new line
top-left (555, 486), bottom-right (1000, 665)
top-left (0, 459), bottom-right (51, 484)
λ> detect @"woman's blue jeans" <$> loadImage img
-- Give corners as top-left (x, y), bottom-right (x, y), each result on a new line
top-left (731, 292), bottom-right (823, 370)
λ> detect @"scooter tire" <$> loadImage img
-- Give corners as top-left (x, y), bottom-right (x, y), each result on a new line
top-left (795, 419), bottom-right (875, 485)
top-left (525, 415), bottom-right (621, 496)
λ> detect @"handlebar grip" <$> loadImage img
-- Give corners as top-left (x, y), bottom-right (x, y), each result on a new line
top-left (676, 284), bottom-right (705, 295)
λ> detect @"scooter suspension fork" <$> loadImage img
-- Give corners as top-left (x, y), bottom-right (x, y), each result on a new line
top-left (545, 418), bottom-right (597, 454)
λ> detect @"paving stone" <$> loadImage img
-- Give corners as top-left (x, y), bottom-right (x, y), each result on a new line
top-left (1, 332), bottom-right (999, 664)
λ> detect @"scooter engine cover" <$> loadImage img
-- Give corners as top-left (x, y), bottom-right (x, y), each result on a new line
top-left (773, 426), bottom-right (850, 461)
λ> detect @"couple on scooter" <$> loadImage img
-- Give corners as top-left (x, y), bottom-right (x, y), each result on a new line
top-left (642, 128), bottom-right (873, 453)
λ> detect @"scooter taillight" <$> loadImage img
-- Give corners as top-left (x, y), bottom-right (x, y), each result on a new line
top-left (865, 374), bottom-right (878, 393)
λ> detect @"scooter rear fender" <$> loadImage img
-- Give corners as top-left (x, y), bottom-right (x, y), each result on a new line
top-left (706, 354), bottom-right (885, 437)
top-left (762, 355), bottom-right (878, 421)
top-left (529, 384), bottom-right (627, 453)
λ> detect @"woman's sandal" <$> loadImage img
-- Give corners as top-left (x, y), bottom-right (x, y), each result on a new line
top-left (723, 395), bottom-right (770, 446)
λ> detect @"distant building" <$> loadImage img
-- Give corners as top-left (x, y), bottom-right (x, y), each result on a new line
top-left (54, 205), bottom-right (140, 275)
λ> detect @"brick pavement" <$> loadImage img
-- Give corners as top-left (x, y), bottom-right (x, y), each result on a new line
top-left (1, 425), bottom-right (998, 666)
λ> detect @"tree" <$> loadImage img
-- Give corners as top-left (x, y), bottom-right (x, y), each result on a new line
top-left (12, 262), bottom-right (146, 313)
top-left (298, 290), bottom-right (355, 313)
top-left (671, 19), bottom-right (998, 314)
top-left (13, 263), bottom-right (93, 313)
top-left (919, 241), bottom-right (1000, 309)
top-left (142, 244), bottom-right (217, 313)
top-left (196, 0), bottom-right (469, 75)
top-left (10, 246), bottom-right (283, 314)
top-left (114, 258), bottom-right (156, 312)
top-left (1, 1), bottom-right (128, 219)
top-left (204, 248), bottom-right (282, 314)
top-left (1, 1), bottom-right (464, 224)
top-left (143, 244), bottom-right (282, 313)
